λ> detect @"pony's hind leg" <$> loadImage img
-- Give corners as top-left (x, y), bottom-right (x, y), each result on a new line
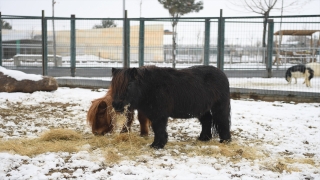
top-left (150, 117), bottom-right (168, 149)
top-left (212, 102), bottom-right (231, 143)
top-left (198, 111), bottom-right (213, 141)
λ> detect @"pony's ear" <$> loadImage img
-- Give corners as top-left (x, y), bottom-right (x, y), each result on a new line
top-left (98, 101), bottom-right (107, 109)
top-left (129, 68), bottom-right (139, 80)
top-left (112, 68), bottom-right (119, 76)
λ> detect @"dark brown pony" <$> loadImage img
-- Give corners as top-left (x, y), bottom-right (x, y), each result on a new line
top-left (111, 65), bottom-right (231, 149)
top-left (87, 86), bottom-right (150, 136)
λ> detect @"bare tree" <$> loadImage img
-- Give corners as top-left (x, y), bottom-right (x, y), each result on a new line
top-left (1, 20), bottom-right (12, 29)
top-left (93, 20), bottom-right (117, 29)
top-left (229, 0), bottom-right (313, 48)
top-left (158, 0), bottom-right (203, 68)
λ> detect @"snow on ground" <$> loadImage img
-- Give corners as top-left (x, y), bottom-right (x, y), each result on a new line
top-left (0, 66), bottom-right (43, 81)
top-left (0, 87), bottom-right (319, 180)
top-left (229, 77), bottom-right (320, 93)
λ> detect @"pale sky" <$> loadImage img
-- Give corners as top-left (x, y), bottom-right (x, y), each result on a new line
top-left (1, 0), bottom-right (319, 45)
top-left (0, 0), bottom-right (319, 18)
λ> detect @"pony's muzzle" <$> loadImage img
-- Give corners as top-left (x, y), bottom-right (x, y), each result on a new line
top-left (112, 100), bottom-right (124, 112)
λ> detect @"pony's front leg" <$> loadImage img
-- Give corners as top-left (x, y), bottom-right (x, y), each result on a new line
top-left (150, 117), bottom-right (168, 149)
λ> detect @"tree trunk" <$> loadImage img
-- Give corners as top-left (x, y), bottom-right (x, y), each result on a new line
top-left (262, 13), bottom-right (269, 48)
top-left (262, 12), bottom-right (269, 65)
top-left (172, 21), bottom-right (177, 68)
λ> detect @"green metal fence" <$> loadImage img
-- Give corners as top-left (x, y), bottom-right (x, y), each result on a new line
top-left (1, 13), bottom-right (320, 100)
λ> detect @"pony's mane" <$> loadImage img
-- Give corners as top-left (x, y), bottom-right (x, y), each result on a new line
top-left (86, 87), bottom-right (113, 127)
top-left (110, 69), bottom-right (130, 97)
top-left (110, 66), bottom-right (157, 97)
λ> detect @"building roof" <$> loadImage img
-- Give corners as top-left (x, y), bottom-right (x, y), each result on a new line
top-left (274, 30), bottom-right (320, 36)
top-left (1, 30), bottom-right (53, 42)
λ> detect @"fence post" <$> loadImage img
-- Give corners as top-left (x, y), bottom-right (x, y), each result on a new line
top-left (139, 19), bottom-right (145, 67)
top-left (0, 12), bottom-right (2, 66)
top-left (123, 10), bottom-right (129, 68)
top-left (266, 19), bottom-right (274, 78)
top-left (127, 18), bottom-right (130, 67)
top-left (70, 14), bottom-right (76, 77)
top-left (217, 9), bottom-right (225, 71)
top-left (203, 18), bottom-right (210, 66)
top-left (41, 10), bottom-right (48, 76)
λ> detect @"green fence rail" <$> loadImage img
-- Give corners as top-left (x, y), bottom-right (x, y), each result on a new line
top-left (1, 12), bottom-right (320, 99)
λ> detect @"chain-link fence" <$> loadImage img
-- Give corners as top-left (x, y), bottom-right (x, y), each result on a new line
top-left (1, 14), bottom-right (320, 100)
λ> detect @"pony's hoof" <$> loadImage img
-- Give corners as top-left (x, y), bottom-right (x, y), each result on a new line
top-left (220, 139), bottom-right (231, 144)
top-left (150, 143), bottom-right (165, 149)
top-left (198, 134), bottom-right (212, 141)
top-left (140, 133), bottom-right (149, 137)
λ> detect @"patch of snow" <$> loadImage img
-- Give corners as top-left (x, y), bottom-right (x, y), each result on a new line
top-left (0, 66), bottom-right (43, 81)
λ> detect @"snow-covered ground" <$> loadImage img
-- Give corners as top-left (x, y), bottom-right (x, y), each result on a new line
top-left (0, 67), bottom-right (319, 179)
top-left (0, 88), bottom-right (319, 179)
top-left (229, 77), bottom-right (320, 93)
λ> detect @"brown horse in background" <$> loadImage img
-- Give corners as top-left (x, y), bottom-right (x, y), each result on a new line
top-left (87, 86), bottom-right (150, 136)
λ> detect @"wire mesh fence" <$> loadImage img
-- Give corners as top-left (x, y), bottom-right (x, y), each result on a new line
top-left (1, 14), bottom-right (320, 99)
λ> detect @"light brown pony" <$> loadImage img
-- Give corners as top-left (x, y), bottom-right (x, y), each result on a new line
top-left (87, 87), bottom-right (150, 136)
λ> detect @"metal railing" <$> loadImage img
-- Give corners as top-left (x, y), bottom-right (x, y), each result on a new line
top-left (1, 12), bottom-right (319, 99)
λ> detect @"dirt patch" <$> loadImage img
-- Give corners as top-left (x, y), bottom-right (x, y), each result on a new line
top-left (0, 101), bottom-right (88, 138)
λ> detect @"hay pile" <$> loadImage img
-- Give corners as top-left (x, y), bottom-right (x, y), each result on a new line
top-left (0, 129), bottom-right (82, 156)
top-left (0, 128), bottom-right (316, 171)
top-left (40, 129), bottom-right (82, 141)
